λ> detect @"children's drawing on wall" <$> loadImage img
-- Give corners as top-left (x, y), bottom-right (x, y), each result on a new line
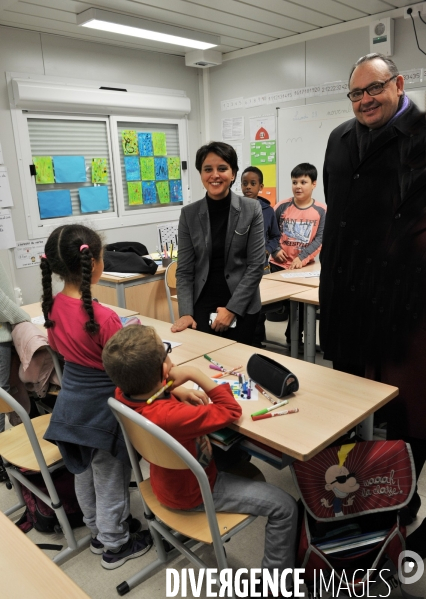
top-left (33, 156), bottom-right (55, 184)
top-left (92, 158), bottom-right (108, 184)
top-left (121, 130), bottom-right (138, 155)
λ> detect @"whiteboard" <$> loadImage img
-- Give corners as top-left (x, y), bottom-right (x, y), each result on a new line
top-left (277, 90), bottom-right (426, 204)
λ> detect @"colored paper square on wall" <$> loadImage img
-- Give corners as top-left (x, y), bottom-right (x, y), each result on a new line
top-left (167, 157), bottom-right (180, 180)
top-left (156, 181), bottom-right (170, 204)
top-left (127, 181), bottom-right (143, 205)
top-left (154, 157), bottom-right (168, 181)
top-left (258, 164), bottom-right (276, 188)
top-left (140, 157), bottom-right (155, 180)
top-left (37, 190), bottom-right (72, 219)
top-left (250, 141), bottom-right (276, 166)
top-left (262, 187), bottom-right (276, 207)
top-left (138, 132), bottom-right (153, 156)
top-left (152, 132), bottom-right (167, 156)
top-left (142, 181), bottom-right (157, 204)
top-left (79, 186), bottom-right (109, 213)
top-left (92, 158), bottom-right (108, 184)
top-left (121, 130), bottom-right (138, 155)
top-left (169, 180), bottom-right (183, 203)
top-left (124, 156), bottom-right (141, 181)
top-left (33, 156), bottom-right (54, 184)
top-left (53, 156), bottom-right (87, 183)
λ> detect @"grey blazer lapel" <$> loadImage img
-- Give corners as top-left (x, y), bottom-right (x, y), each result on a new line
top-left (225, 192), bottom-right (242, 262)
top-left (198, 197), bottom-right (212, 259)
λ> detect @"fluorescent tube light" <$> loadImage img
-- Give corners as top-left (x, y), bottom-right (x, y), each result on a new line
top-left (77, 8), bottom-right (220, 50)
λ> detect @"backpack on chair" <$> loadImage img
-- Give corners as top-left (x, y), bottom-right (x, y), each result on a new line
top-left (291, 440), bottom-right (422, 599)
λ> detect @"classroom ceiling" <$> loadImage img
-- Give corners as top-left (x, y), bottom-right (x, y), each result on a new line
top-left (0, 0), bottom-right (417, 58)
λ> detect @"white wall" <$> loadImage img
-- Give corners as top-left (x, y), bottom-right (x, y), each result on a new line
top-left (208, 17), bottom-right (426, 197)
top-left (0, 25), bottom-right (203, 303)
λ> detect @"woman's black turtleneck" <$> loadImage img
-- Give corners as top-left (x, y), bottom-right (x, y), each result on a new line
top-left (195, 191), bottom-right (232, 311)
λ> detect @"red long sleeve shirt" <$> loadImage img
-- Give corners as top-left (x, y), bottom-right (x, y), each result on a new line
top-left (116, 383), bottom-right (242, 509)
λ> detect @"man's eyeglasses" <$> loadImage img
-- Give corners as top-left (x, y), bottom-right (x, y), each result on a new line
top-left (163, 341), bottom-right (172, 356)
top-left (347, 75), bottom-right (397, 102)
top-left (330, 472), bottom-right (356, 484)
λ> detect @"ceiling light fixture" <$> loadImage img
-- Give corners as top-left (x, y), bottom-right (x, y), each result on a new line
top-left (77, 9), bottom-right (220, 50)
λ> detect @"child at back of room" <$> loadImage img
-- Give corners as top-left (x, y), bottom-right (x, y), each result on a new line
top-left (269, 163), bottom-right (326, 346)
top-left (103, 325), bottom-right (298, 598)
top-left (241, 166), bottom-right (281, 273)
top-left (40, 224), bottom-right (152, 570)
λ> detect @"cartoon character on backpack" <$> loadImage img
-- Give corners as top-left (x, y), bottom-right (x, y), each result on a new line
top-left (320, 443), bottom-right (360, 517)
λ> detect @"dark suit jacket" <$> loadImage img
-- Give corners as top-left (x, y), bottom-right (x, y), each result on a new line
top-left (176, 191), bottom-right (265, 317)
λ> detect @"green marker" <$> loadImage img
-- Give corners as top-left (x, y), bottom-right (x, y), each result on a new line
top-left (251, 399), bottom-right (289, 418)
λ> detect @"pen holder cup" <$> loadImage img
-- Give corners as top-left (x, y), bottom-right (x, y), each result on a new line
top-left (247, 353), bottom-right (299, 398)
top-left (162, 257), bottom-right (173, 268)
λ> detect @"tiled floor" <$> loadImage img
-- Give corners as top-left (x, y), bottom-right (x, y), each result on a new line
top-left (0, 318), bottom-right (424, 598)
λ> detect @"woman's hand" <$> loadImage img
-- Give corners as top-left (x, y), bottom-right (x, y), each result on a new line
top-left (171, 315), bottom-right (197, 333)
top-left (211, 307), bottom-right (235, 332)
top-left (172, 386), bottom-right (209, 406)
top-left (273, 249), bottom-right (288, 263)
top-left (289, 257), bottom-right (303, 270)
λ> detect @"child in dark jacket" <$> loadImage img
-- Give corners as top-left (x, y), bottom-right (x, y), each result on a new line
top-left (241, 166), bottom-right (281, 272)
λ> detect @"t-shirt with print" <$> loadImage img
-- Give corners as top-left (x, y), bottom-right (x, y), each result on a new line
top-left (269, 197), bottom-right (326, 270)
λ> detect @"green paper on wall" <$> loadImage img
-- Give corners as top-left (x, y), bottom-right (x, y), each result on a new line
top-left (140, 157), bottom-right (155, 180)
top-left (156, 181), bottom-right (170, 204)
top-left (167, 157), bottom-right (180, 179)
top-left (122, 130), bottom-right (138, 155)
top-left (152, 132), bottom-right (167, 156)
top-left (128, 181), bottom-right (143, 205)
top-left (92, 158), bottom-right (108, 183)
top-left (33, 156), bottom-right (54, 184)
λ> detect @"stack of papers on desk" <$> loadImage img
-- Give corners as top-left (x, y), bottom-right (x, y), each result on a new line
top-left (103, 272), bottom-right (140, 278)
top-left (280, 271), bottom-right (320, 279)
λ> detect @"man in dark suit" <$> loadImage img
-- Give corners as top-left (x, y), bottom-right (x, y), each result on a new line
top-left (320, 53), bottom-right (426, 534)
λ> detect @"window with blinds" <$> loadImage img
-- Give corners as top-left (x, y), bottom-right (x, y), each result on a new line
top-left (28, 117), bottom-right (116, 221)
top-left (116, 121), bottom-right (183, 212)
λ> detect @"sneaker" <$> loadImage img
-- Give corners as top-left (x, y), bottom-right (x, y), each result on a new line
top-left (90, 515), bottom-right (142, 554)
top-left (101, 530), bottom-right (152, 570)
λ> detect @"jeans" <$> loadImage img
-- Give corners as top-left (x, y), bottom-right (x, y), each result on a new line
top-left (193, 471), bottom-right (298, 575)
top-left (0, 342), bottom-right (12, 433)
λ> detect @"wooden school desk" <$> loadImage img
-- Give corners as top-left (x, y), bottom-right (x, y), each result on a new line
top-left (289, 287), bottom-right (319, 363)
top-left (22, 301), bottom-right (140, 323)
top-left (140, 316), bottom-right (236, 365)
top-left (92, 267), bottom-right (179, 322)
top-left (0, 511), bottom-right (90, 599)
top-left (264, 261), bottom-right (320, 288)
top-left (184, 344), bottom-right (398, 461)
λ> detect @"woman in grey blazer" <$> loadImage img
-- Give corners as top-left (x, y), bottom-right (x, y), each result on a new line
top-left (171, 142), bottom-right (265, 345)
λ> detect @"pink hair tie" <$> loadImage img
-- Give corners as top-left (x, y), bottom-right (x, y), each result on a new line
top-left (41, 254), bottom-right (47, 259)
top-left (80, 244), bottom-right (89, 252)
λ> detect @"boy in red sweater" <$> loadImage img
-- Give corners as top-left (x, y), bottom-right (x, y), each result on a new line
top-left (103, 325), bottom-right (297, 596)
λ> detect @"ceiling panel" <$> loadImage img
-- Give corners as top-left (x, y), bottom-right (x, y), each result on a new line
top-left (0, 0), bottom-right (412, 57)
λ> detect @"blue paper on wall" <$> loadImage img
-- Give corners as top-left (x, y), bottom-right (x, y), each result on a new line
top-left (53, 156), bottom-right (87, 183)
top-left (37, 190), bottom-right (72, 218)
top-left (154, 157), bottom-right (168, 181)
top-left (124, 156), bottom-right (141, 181)
top-left (142, 181), bottom-right (157, 204)
top-left (138, 133), bottom-right (153, 156)
top-left (79, 186), bottom-right (109, 213)
top-left (169, 180), bottom-right (183, 203)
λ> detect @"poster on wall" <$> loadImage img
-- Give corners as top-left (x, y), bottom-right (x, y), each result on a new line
top-left (249, 115), bottom-right (277, 206)
top-left (0, 166), bottom-right (14, 208)
top-left (230, 143), bottom-right (243, 196)
top-left (0, 210), bottom-right (16, 250)
top-left (14, 239), bottom-right (46, 269)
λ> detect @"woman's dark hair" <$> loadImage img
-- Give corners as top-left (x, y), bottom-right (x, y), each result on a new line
top-left (195, 142), bottom-right (238, 186)
top-left (40, 225), bottom-right (102, 334)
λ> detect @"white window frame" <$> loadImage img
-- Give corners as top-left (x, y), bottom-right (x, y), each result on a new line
top-left (110, 115), bottom-right (188, 226)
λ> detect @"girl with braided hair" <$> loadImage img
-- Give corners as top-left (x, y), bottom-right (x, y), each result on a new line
top-left (41, 224), bottom-right (152, 570)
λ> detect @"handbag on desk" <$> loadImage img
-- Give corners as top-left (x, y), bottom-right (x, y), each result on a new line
top-left (103, 242), bottom-right (158, 274)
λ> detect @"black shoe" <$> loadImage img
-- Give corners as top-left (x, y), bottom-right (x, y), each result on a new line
top-left (90, 515), bottom-right (143, 555)
top-left (266, 307), bottom-right (289, 322)
top-left (0, 463), bottom-right (9, 483)
top-left (101, 530), bottom-right (152, 570)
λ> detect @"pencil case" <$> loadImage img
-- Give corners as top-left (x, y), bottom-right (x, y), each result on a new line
top-left (246, 353), bottom-right (299, 398)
